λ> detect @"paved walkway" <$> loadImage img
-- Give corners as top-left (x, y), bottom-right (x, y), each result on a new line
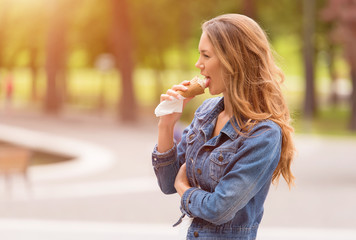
top-left (0, 110), bottom-right (356, 239)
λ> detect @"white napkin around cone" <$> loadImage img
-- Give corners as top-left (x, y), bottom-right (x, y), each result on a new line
top-left (154, 95), bottom-right (186, 117)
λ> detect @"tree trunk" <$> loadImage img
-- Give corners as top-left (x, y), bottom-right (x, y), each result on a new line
top-left (350, 68), bottom-right (356, 130)
top-left (29, 46), bottom-right (39, 102)
top-left (242, 0), bottom-right (257, 20)
top-left (111, 0), bottom-right (137, 122)
top-left (303, 0), bottom-right (317, 118)
top-left (321, 0), bottom-right (356, 131)
top-left (0, 2), bottom-right (8, 69)
top-left (178, 0), bottom-right (192, 72)
top-left (326, 44), bottom-right (338, 105)
top-left (44, 2), bottom-right (67, 114)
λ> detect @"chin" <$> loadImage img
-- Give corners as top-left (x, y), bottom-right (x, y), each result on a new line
top-left (208, 88), bottom-right (216, 95)
top-left (209, 88), bottom-right (222, 96)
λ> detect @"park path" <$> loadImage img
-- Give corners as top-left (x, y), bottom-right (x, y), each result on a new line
top-left (0, 110), bottom-right (356, 239)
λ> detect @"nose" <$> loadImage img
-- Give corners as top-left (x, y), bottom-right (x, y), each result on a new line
top-left (195, 60), bottom-right (204, 70)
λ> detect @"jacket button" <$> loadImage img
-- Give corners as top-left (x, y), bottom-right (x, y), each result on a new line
top-left (194, 231), bottom-right (199, 237)
top-left (218, 155), bottom-right (223, 161)
top-left (197, 168), bottom-right (202, 175)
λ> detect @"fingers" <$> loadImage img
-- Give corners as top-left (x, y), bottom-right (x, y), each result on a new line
top-left (160, 83), bottom-right (189, 101)
top-left (160, 94), bottom-right (174, 102)
top-left (180, 80), bottom-right (191, 86)
top-left (172, 84), bottom-right (188, 92)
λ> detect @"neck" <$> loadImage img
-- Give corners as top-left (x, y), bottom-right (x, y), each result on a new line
top-left (222, 93), bottom-right (233, 118)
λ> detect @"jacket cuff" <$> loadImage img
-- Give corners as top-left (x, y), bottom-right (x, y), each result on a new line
top-left (152, 143), bottom-right (177, 167)
top-left (181, 187), bottom-right (199, 217)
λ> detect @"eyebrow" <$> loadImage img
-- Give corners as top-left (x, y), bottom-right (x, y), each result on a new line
top-left (199, 50), bottom-right (209, 53)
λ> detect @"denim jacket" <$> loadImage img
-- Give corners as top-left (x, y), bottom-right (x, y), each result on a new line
top-left (152, 97), bottom-right (282, 240)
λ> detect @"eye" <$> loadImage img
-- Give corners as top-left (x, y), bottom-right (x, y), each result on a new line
top-left (198, 51), bottom-right (210, 59)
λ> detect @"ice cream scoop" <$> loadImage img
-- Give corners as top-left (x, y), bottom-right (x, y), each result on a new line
top-left (176, 76), bottom-right (207, 98)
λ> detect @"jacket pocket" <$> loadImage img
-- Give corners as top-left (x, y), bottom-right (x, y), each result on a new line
top-left (209, 151), bottom-right (231, 183)
top-left (185, 128), bottom-right (199, 157)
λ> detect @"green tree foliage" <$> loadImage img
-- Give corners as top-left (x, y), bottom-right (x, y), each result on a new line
top-left (322, 0), bottom-right (356, 131)
top-left (0, 0), bottom-right (354, 130)
top-left (67, 0), bottom-right (111, 67)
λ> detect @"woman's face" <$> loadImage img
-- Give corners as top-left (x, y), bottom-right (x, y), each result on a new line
top-left (196, 32), bottom-right (226, 95)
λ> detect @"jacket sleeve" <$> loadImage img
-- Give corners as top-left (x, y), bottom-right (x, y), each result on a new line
top-left (151, 98), bottom-right (219, 195)
top-left (151, 123), bottom-right (192, 194)
top-left (180, 123), bottom-right (282, 225)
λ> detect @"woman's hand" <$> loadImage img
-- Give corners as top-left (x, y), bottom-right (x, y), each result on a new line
top-left (158, 81), bottom-right (192, 127)
top-left (157, 81), bottom-right (193, 153)
top-left (174, 163), bottom-right (191, 197)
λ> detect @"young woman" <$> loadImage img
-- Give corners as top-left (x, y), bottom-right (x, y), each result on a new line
top-left (152, 14), bottom-right (295, 239)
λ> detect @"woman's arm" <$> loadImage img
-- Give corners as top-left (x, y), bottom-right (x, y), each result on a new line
top-left (157, 119), bottom-right (176, 153)
top-left (179, 122), bottom-right (282, 225)
top-left (157, 81), bottom-right (190, 153)
top-left (174, 163), bottom-right (191, 196)
top-left (152, 81), bottom-right (193, 194)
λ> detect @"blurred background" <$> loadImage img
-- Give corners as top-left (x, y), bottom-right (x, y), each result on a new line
top-left (0, 0), bottom-right (356, 239)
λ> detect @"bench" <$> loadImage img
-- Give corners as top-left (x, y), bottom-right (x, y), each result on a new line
top-left (0, 146), bottom-right (32, 194)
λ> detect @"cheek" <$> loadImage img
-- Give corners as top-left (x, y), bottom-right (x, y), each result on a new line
top-left (211, 62), bottom-right (224, 79)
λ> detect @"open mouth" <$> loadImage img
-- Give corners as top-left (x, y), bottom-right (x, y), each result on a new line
top-left (204, 76), bottom-right (211, 88)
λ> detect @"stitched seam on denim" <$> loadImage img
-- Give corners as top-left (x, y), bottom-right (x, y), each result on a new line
top-left (152, 143), bottom-right (177, 158)
top-left (191, 140), bottom-right (206, 187)
top-left (184, 188), bottom-right (200, 216)
top-left (154, 158), bottom-right (177, 168)
top-left (152, 144), bottom-right (177, 167)
top-left (214, 163), bottom-right (270, 224)
top-left (214, 136), bottom-right (280, 224)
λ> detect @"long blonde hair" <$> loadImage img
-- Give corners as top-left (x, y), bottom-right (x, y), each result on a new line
top-left (202, 14), bottom-right (295, 187)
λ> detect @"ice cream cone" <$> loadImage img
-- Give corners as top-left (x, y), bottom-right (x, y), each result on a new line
top-left (177, 76), bottom-right (206, 98)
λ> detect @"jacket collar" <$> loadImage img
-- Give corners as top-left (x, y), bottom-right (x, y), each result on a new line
top-left (199, 97), bottom-right (241, 142)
